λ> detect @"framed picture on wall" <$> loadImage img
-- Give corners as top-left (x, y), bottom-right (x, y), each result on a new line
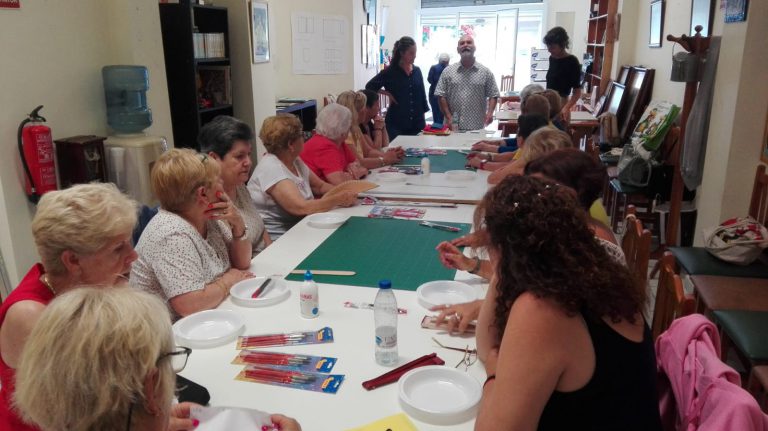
top-left (725, 0), bottom-right (749, 23)
top-left (250, 2), bottom-right (270, 63)
top-left (649, 0), bottom-right (664, 48)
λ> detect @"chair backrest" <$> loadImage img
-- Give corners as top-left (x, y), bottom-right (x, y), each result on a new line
top-left (500, 74), bottom-right (514, 92)
top-left (652, 252), bottom-right (694, 340)
top-left (749, 165), bottom-right (768, 226)
top-left (621, 212), bottom-right (652, 289)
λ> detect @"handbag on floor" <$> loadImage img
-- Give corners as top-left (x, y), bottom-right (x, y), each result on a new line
top-left (703, 217), bottom-right (768, 265)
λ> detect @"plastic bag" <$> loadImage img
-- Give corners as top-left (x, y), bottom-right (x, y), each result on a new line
top-left (703, 217), bottom-right (768, 265)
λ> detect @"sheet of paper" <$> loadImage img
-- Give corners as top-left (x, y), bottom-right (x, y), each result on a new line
top-left (191, 405), bottom-right (272, 430)
top-left (292, 12), bottom-right (349, 75)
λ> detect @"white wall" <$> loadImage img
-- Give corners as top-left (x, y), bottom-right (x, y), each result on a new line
top-left (0, 0), bottom-right (171, 288)
top-left (545, 0), bottom-right (590, 60)
top-left (381, 0), bottom-right (420, 47)
top-left (217, 0), bottom-right (277, 160)
top-left (270, 0), bottom-right (356, 104)
top-left (695, 0), bottom-right (768, 243)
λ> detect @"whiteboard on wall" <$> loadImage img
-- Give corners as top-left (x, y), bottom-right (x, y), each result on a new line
top-left (292, 12), bottom-right (349, 75)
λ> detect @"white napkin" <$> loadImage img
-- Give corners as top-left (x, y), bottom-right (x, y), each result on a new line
top-left (190, 406), bottom-right (273, 430)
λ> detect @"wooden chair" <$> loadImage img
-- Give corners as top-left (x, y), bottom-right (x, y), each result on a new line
top-left (621, 210), bottom-right (652, 290)
top-left (670, 164), bottom-right (768, 279)
top-left (500, 74), bottom-right (514, 93)
top-left (652, 252), bottom-right (694, 339)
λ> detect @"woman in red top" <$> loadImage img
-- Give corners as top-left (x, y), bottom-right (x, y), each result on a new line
top-left (0, 183), bottom-right (139, 430)
top-left (300, 103), bottom-right (368, 184)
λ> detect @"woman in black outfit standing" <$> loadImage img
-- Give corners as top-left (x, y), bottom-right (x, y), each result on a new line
top-left (543, 27), bottom-right (582, 122)
top-left (365, 36), bottom-right (429, 140)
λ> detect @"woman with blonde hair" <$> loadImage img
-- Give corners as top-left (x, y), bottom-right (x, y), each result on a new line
top-left (130, 148), bottom-right (253, 319)
top-left (336, 90), bottom-right (403, 169)
top-left (0, 183), bottom-right (138, 430)
top-left (248, 114), bottom-right (357, 239)
top-left (14, 287), bottom-right (301, 431)
top-left (488, 127), bottom-right (573, 184)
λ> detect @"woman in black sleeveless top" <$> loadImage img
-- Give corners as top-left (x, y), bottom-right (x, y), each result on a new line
top-left (474, 176), bottom-right (662, 431)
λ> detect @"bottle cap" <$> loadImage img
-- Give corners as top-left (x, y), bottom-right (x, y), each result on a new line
top-left (304, 270), bottom-right (313, 281)
top-left (378, 279), bottom-right (392, 289)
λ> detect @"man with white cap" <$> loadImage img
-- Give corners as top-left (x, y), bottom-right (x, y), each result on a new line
top-left (427, 52), bottom-right (450, 126)
top-left (435, 35), bottom-right (500, 131)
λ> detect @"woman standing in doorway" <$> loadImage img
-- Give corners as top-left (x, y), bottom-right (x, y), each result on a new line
top-left (543, 26), bottom-right (582, 122)
top-left (365, 36), bottom-right (430, 140)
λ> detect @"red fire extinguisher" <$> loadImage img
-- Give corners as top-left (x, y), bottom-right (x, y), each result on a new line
top-left (17, 106), bottom-right (57, 204)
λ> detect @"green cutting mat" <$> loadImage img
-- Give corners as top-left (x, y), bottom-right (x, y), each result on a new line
top-left (286, 216), bottom-right (471, 290)
top-left (399, 150), bottom-right (470, 173)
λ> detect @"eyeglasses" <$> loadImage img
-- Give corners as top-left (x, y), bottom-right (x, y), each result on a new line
top-left (157, 346), bottom-right (191, 373)
top-left (432, 337), bottom-right (477, 371)
top-left (199, 153), bottom-right (208, 164)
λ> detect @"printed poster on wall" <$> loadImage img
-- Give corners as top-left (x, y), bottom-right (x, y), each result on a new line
top-left (291, 12), bottom-right (349, 75)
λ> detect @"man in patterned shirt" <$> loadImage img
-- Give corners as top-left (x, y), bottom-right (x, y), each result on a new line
top-left (435, 35), bottom-right (500, 131)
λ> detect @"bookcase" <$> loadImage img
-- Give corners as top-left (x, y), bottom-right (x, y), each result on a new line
top-left (159, 0), bottom-right (232, 149)
top-left (585, 0), bottom-right (618, 99)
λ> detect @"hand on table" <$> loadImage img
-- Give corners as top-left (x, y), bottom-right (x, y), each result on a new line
top-left (484, 112), bottom-right (494, 126)
top-left (383, 148), bottom-right (403, 164)
top-left (468, 157), bottom-right (485, 169)
top-left (559, 106), bottom-right (572, 123)
top-left (471, 141), bottom-right (500, 153)
top-left (219, 268), bottom-right (255, 292)
top-left (430, 300), bottom-right (483, 335)
top-left (269, 414), bottom-right (302, 431)
top-left (168, 402), bottom-right (200, 431)
top-left (346, 162), bottom-right (368, 180)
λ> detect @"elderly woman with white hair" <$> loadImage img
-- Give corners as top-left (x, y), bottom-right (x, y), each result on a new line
top-left (0, 183), bottom-right (138, 430)
top-left (299, 103), bottom-right (368, 184)
top-left (248, 114), bottom-right (357, 239)
top-left (14, 287), bottom-right (302, 431)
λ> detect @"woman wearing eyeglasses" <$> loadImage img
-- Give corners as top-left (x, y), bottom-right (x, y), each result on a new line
top-left (130, 149), bottom-right (254, 320)
top-left (473, 176), bottom-right (661, 430)
top-left (14, 287), bottom-right (301, 431)
top-left (0, 183), bottom-right (139, 431)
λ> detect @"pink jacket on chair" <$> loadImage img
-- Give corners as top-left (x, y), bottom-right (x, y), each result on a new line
top-left (656, 314), bottom-right (768, 430)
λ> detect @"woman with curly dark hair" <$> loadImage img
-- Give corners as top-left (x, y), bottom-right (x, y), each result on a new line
top-left (543, 26), bottom-right (581, 122)
top-left (474, 176), bottom-right (662, 431)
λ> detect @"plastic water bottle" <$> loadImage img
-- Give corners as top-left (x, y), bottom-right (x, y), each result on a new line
top-left (300, 270), bottom-right (319, 318)
top-left (420, 155), bottom-right (431, 177)
top-left (374, 279), bottom-right (398, 365)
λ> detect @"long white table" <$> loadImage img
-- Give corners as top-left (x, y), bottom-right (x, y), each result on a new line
top-left (390, 130), bottom-right (500, 151)
top-left (180, 204), bottom-right (488, 430)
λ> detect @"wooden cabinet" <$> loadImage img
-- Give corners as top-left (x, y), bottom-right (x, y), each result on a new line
top-left (585, 0), bottom-right (618, 99)
top-left (159, 0), bottom-right (232, 149)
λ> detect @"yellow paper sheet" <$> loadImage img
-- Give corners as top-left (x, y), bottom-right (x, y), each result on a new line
top-left (345, 413), bottom-right (418, 431)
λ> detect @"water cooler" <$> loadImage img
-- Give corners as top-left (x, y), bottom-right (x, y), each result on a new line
top-left (102, 65), bottom-right (167, 206)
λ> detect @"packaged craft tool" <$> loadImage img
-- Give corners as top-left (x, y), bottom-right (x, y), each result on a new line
top-left (380, 166), bottom-right (421, 175)
top-left (360, 196), bottom-right (457, 208)
top-left (343, 301), bottom-right (408, 315)
top-left (232, 350), bottom-right (337, 373)
top-left (237, 327), bottom-right (334, 349)
top-left (419, 220), bottom-right (462, 232)
top-left (405, 147), bottom-right (447, 157)
top-left (368, 205), bottom-right (426, 220)
top-left (237, 365), bottom-right (345, 394)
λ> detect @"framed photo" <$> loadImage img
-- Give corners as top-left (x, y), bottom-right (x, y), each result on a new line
top-left (724, 0), bottom-right (748, 23)
top-left (250, 1), bottom-right (270, 63)
top-left (690, 0), bottom-right (714, 36)
top-left (597, 82), bottom-right (626, 117)
top-left (649, 0), bottom-right (664, 48)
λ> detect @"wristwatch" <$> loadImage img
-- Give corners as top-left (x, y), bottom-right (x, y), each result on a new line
top-left (233, 225), bottom-right (248, 240)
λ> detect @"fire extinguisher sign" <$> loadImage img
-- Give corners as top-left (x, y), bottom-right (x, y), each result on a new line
top-left (0, 0), bottom-right (20, 9)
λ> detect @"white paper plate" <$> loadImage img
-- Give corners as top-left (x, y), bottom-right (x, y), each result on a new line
top-left (173, 309), bottom-right (245, 349)
top-left (378, 172), bottom-right (407, 182)
top-left (416, 280), bottom-right (477, 310)
top-left (230, 277), bottom-right (290, 308)
top-left (307, 212), bottom-right (349, 228)
top-left (399, 365), bottom-right (481, 425)
top-left (445, 170), bottom-right (476, 181)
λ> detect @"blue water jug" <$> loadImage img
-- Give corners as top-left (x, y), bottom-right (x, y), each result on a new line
top-left (102, 65), bottom-right (153, 133)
